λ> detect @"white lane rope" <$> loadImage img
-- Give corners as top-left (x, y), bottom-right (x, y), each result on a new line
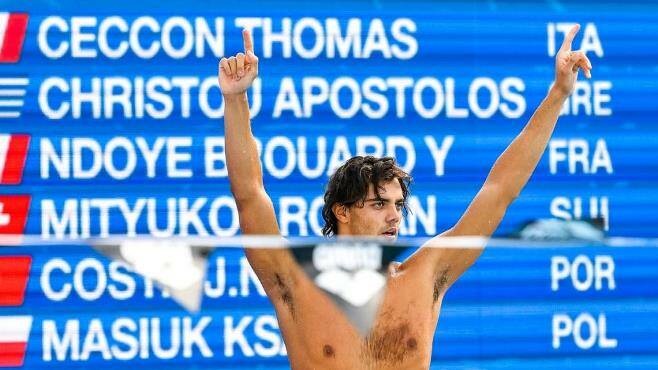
top-left (2, 234), bottom-right (658, 248)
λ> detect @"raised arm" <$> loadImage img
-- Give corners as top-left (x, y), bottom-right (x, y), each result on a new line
top-left (220, 30), bottom-right (296, 291)
top-left (406, 25), bottom-right (593, 284)
top-left (222, 30), bottom-right (264, 201)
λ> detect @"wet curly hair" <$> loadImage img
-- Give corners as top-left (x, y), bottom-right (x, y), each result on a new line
top-left (321, 156), bottom-right (412, 237)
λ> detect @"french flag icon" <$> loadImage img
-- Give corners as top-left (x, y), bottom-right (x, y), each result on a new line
top-left (0, 134), bottom-right (29, 185)
top-left (0, 316), bottom-right (32, 367)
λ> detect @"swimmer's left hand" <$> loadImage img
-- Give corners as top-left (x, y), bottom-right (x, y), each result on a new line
top-left (552, 24), bottom-right (593, 97)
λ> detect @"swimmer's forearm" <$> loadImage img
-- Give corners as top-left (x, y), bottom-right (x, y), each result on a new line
top-left (484, 87), bottom-right (568, 201)
top-left (483, 24), bottom-right (592, 202)
top-left (224, 92), bottom-right (264, 199)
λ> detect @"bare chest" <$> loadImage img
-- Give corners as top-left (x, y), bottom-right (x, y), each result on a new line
top-left (286, 284), bottom-right (436, 369)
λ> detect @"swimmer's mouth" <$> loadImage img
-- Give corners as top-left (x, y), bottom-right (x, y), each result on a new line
top-left (382, 228), bottom-right (397, 238)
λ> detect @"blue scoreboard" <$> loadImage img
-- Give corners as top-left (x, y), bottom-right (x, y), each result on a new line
top-left (0, 0), bottom-right (657, 368)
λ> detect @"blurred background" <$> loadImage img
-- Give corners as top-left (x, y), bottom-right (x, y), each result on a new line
top-left (0, 0), bottom-right (657, 368)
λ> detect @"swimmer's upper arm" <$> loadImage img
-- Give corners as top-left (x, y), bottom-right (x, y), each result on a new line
top-left (401, 182), bottom-right (512, 288)
top-left (237, 189), bottom-right (300, 293)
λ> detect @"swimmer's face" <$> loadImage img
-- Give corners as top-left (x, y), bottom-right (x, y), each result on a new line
top-left (334, 180), bottom-right (404, 239)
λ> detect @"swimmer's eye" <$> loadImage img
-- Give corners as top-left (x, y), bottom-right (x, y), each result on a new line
top-left (373, 201), bottom-right (384, 209)
top-left (395, 202), bottom-right (404, 211)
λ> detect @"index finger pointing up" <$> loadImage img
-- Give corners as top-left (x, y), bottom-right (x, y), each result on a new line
top-left (243, 29), bottom-right (254, 53)
top-left (559, 23), bottom-right (580, 52)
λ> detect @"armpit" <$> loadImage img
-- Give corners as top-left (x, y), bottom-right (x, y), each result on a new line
top-left (433, 267), bottom-right (450, 303)
top-left (274, 273), bottom-right (296, 319)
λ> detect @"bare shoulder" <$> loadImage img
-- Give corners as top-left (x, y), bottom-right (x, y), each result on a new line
top-left (397, 228), bottom-right (484, 297)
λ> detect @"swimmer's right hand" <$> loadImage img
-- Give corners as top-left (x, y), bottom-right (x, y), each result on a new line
top-left (218, 29), bottom-right (259, 96)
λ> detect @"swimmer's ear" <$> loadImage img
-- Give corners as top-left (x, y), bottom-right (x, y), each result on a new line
top-left (332, 203), bottom-right (350, 224)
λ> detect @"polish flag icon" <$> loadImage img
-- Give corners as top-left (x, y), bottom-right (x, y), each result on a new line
top-left (0, 316), bottom-right (32, 367)
top-left (0, 13), bottom-right (28, 63)
top-left (0, 134), bottom-right (29, 185)
top-left (0, 256), bottom-right (32, 306)
top-left (0, 195), bottom-right (30, 245)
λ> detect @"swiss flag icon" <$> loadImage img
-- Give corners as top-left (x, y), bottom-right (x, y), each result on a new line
top-left (0, 13), bottom-right (29, 63)
top-left (0, 256), bottom-right (31, 306)
top-left (0, 195), bottom-right (30, 245)
top-left (0, 134), bottom-right (30, 185)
